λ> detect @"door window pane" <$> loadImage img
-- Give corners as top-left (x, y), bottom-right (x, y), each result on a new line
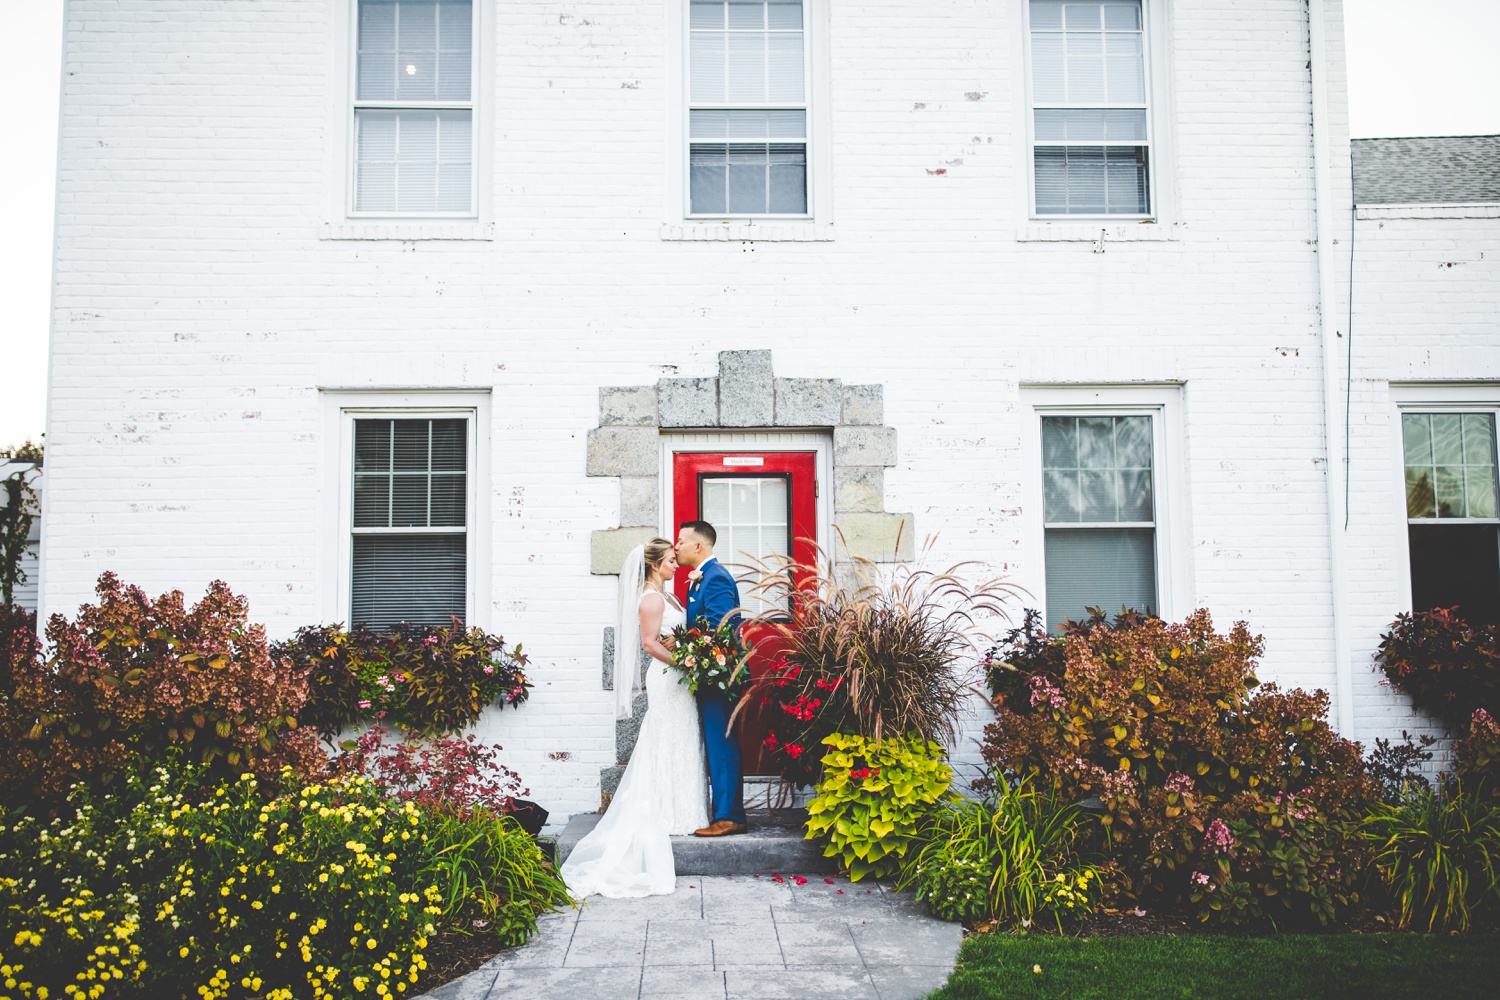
top-left (701, 476), bottom-right (790, 616)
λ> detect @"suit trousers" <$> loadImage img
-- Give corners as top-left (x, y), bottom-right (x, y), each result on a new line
top-left (698, 690), bottom-right (746, 825)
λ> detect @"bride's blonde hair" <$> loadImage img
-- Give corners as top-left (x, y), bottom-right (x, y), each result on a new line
top-left (642, 537), bottom-right (674, 584)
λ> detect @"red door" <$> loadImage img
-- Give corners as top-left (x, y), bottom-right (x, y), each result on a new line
top-left (672, 451), bottom-right (818, 774)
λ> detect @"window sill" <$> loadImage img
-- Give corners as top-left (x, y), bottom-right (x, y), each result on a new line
top-left (1356, 203), bottom-right (1500, 220)
top-left (321, 221), bottom-right (495, 241)
top-left (1015, 223), bottom-right (1180, 243)
top-left (660, 222), bottom-right (835, 242)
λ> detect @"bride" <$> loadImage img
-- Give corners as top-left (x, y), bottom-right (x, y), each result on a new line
top-left (560, 537), bottom-right (709, 897)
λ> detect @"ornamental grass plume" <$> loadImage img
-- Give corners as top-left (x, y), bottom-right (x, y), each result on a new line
top-left (734, 539), bottom-right (1020, 782)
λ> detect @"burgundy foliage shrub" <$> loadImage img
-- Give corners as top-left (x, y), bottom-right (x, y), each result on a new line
top-left (1, 573), bottom-right (314, 803)
top-left (337, 726), bottom-right (529, 818)
top-left (277, 620), bottom-right (531, 737)
top-left (1376, 607), bottom-right (1500, 731)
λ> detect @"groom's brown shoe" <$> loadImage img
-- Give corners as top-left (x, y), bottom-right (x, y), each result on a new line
top-left (693, 819), bottom-right (749, 837)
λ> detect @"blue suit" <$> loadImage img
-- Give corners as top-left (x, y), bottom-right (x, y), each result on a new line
top-left (687, 557), bottom-right (746, 825)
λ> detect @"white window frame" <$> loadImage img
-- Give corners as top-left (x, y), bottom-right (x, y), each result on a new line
top-left (1388, 384), bottom-right (1500, 616)
top-left (1019, 384), bottom-right (1189, 624)
top-left (323, 0), bottom-right (494, 236)
top-left (319, 389), bottom-right (491, 629)
top-left (1017, 0), bottom-right (1174, 223)
top-left (666, 0), bottom-right (834, 226)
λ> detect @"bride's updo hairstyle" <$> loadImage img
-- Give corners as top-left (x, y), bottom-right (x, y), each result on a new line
top-left (642, 537), bottom-right (674, 584)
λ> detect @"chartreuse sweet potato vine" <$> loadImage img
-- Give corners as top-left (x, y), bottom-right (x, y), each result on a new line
top-left (805, 732), bottom-right (953, 881)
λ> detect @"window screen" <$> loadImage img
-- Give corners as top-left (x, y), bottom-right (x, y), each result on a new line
top-left (351, 417), bottom-right (469, 628)
top-left (1042, 414), bottom-right (1157, 628)
top-left (689, 0), bottom-right (808, 216)
top-left (1030, 0), bottom-right (1150, 215)
top-left (1402, 412), bottom-right (1500, 624)
top-left (354, 0), bottom-right (474, 214)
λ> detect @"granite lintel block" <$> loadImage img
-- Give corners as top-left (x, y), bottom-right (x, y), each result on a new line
top-left (586, 426), bottom-right (658, 477)
top-left (774, 377), bottom-right (842, 426)
top-left (718, 349), bottom-right (774, 426)
top-left (619, 476), bottom-right (659, 527)
top-left (658, 377), bottom-right (719, 427)
top-left (833, 465), bottom-right (884, 513)
top-left (599, 385), bottom-right (658, 426)
top-left (835, 512), bottom-right (916, 563)
top-left (841, 384), bottom-right (884, 425)
top-left (590, 526), bottom-right (661, 575)
top-left (834, 425), bottom-right (898, 468)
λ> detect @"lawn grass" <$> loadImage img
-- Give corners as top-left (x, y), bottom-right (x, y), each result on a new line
top-left (924, 932), bottom-right (1500, 1000)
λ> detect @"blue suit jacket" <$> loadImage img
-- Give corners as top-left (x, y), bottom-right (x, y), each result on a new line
top-left (686, 558), bottom-right (742, 634)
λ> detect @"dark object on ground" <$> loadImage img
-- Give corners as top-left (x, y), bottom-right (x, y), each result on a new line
top-left (502, 798), bottom-right (548, 837)
top-left (926, 932), bottom-right (1500, 1000)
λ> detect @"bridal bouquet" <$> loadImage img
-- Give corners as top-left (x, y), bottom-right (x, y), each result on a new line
top-left (664, 621), bottom-right (750, 701)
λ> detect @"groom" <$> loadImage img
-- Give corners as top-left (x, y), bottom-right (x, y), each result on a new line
top-left (676, 520), bottom-right (749, 837)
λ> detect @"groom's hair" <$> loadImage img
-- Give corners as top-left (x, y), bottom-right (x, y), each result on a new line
top-left (679, 520), bottom-right (717, 547)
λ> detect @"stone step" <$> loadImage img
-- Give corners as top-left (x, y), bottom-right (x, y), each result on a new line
top-left (555, 808), bottom-right (837, 876)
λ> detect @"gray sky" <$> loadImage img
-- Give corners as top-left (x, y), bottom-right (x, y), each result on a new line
top-left (2, 0), bottom-right (1498, 448)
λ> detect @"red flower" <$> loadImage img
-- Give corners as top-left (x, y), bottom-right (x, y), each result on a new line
top-left (850, 767), bottom-right (871, 779)
top-left (793, 876), bottom-right (808, 885)
top-left (784, 743), bottom-right (805, 759)
top-left (762, 731), bottom-right (779, 748)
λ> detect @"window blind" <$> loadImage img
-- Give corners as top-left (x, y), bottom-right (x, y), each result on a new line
top-left (1042, 414), bottom-right (1158, 628)
top-left (689, 0), bottom-right (808, 216)
top-left (351, 417), bottom-right (468, 629)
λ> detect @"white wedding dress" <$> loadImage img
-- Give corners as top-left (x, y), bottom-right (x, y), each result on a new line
top-left (561, 589), bottom-right (709, 898)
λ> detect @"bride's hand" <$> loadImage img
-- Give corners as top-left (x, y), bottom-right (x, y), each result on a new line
top-left (660, 634), bottom-right (677, 651)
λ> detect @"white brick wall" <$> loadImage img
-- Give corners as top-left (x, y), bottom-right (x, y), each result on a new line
top-left (43, 0), bottom-right (1494, 817)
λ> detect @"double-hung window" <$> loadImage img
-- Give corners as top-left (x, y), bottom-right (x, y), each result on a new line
top-left (1402, 411), bottom-right (1500, 624)
top-left (351, 417), bottom-right (470, 628)
top-left (1041, 414), bottom-right (1158, 627)
top-left (1027, 0), bottom-right (1151, 216)
top-left (353, 0), bottom-right (475, 215)
top-left (688, 0), bottom-right (809, 217)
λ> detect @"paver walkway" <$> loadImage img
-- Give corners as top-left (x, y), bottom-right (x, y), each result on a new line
top-left (417, 874), bottom-right (961, 1000)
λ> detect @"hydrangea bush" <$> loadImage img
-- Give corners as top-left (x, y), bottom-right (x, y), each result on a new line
top-left (980, 609), bottom-right (1379, 927)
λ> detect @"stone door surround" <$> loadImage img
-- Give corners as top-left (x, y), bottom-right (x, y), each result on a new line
top-left (586, 350), bottom-right (914, 574)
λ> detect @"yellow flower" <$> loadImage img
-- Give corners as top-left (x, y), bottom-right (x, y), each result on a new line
top-left (1033, 964), bottom-right (1043, 974)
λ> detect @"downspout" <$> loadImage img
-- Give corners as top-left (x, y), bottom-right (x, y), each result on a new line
top-left (1309, 0), bottom-right (1355, 735)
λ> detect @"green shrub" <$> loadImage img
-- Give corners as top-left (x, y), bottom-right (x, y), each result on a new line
top-left (804, 732), bottom-right (953, 881)
top-left (277, 621), bottom-right (531, 737)
top-left (979, 609), bottom-right (1379, 927)
top-left (1376, 608), bottom-right (1500, 731)
top-left (743, 550), bottom-right (1016, 785)
top-left (1364, 782), bottom-right (1500, 931)
top-left (899, 775), bottom-right (1102, 930)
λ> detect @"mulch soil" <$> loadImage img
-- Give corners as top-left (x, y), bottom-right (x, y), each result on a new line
top-left (414, 931), bottom-right (504, 994)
